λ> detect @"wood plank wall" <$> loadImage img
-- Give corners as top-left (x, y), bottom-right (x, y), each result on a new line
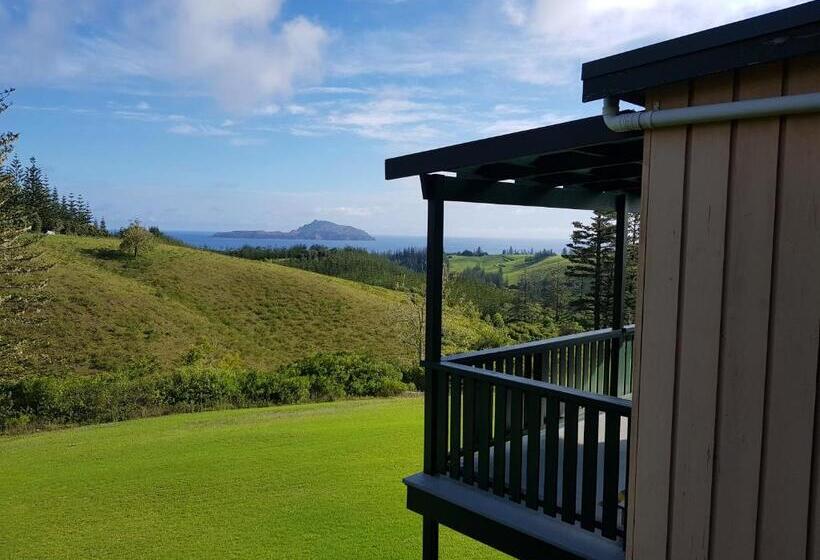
top-left (628, 55), bottom-right (820, 560)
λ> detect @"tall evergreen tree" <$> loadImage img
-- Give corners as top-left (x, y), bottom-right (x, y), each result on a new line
top-left (21, 157), bottom-right (53, 232)
top-left (624, 212), bottom-right (641, 324)
top-left (0, 89), bottom-right (48, 375)
top-left (565, 211), bottom-right (616, 329)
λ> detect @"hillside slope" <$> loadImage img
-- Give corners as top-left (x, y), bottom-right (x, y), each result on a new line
top-left (26, 236), bottom-right (417, 374)
top-left (447, 253), bottom-right (568, 285)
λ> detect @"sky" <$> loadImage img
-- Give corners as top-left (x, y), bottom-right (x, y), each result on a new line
top-left (0, 0), bottom-right (803, 238)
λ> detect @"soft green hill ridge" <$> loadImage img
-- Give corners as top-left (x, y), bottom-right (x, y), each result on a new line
top-left (447, 253), bottom-right (568, 285)
top-left (29, 236), bottom-right (416, 374)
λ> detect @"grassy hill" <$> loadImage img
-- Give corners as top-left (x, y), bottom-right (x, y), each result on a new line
top-left (26, 235), bottom-right (418, 375)
top-left (447, 253), bottom-right (568, 285)
top-left (0, 398), bottom-right (507, 559)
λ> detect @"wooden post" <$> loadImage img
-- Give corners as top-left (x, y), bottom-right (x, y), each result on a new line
top-left (422, 177), bottom-right (444, 560)
top-left (609, 194), bottom-right (627, 396)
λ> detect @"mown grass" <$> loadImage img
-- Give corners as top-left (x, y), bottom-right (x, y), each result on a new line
top-left (27, 235), bottom-right (417, 374)
top-left (0, 397), bottom-right (508, 559)
top-left (447, 253), bottom-right (567, 285)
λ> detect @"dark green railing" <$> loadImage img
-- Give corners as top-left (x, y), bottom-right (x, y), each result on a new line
top-left (426, 326), bottom-right (636, 546)
top-left (444, 326), bottom-right (635, 398)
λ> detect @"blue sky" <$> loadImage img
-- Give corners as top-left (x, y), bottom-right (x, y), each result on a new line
top-left (0, 0), bottom-right (800, 237)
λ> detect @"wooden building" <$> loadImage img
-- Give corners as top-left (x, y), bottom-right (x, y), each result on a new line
top-left (385, 3), bottom-right (820, 559)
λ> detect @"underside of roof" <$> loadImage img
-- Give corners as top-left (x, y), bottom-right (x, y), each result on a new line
top-left (384, 116), bottom-right (642, 212)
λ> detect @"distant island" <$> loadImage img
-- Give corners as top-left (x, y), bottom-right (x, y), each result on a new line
top-left (213, 220), bottom-right (374, 241)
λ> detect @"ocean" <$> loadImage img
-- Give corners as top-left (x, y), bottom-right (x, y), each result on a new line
top-left (165, 231), bottom-right (568, 255)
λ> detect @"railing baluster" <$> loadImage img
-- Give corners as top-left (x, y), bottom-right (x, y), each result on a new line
top-left (576, 343), bottom-right (583, 389)
top-left (509, 382), bottom-right (523, 503)
top-left (462, 376), bottom-right (475, 484)
top-left (525, 393), bottom-right (541, 510)
top-left (602, 339), bottom-right (612, 397)
top-left (567, 344), bottom-right (576, 390)
top-left (449, 374), bottom-right (461, 479)
top-left (624, 416), bottom-right (631, 547)
top-left (544, 396), bottom-right (559, 516)
top-left (436, 369), bottom-right (449, 474)
top-left (536, 351), bottom-right (547, 383)
top-left (602, 410), bottom-right (620, 539)
top-left (558, 346), bottom-right (565, 386)
top-left (584, 342), bottom-right (592, 392)
top-left (562, 402), bottom-right (579, 524)
top-left (581, 405), bottom-right (599, 530)
top-left (477, 380), bottom-right (491, 490)
top-left (493, 385), bottom-right (507, 496)
top-left (592, 340), bottom-right (601, 393)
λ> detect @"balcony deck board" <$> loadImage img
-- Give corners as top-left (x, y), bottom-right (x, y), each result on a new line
top-left (479, 409), bottom-right (629, 529)
top-left (405, 473), bottom-right (626, 560)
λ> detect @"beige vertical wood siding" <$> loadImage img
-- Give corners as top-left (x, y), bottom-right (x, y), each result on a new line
top-left (628, 55), bottom-right (820, 560)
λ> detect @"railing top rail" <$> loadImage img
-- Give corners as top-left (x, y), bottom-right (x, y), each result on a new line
top-left (433, 361), bottom-right (633, 417)
top-left (443, 324), bottom-right (636, 364)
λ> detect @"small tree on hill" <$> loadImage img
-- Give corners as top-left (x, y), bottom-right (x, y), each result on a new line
top-left (119, 221), bottom-right (154, 258)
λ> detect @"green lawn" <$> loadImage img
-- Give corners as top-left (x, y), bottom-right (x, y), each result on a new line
top-left (0, 398), bottom-right (507, 559)
top-left (447, 253), bottom-right (567, 285)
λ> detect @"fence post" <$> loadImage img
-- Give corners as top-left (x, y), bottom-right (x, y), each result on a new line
top-left (422, 178), bottom-right (444, 560)
top-left (609, 194), bottom-right (627, 396)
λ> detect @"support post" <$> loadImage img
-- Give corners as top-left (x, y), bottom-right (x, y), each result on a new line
top-left (609, 194), bottom-right (627, 397)
top-left (422, 177), bottom-right (444, 560)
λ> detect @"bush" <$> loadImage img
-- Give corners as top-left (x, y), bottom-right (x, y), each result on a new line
top-left (401, 366), bottom-right (425, 391)
top-left (281, 352), bottom-right (409, 401)
top-left (0, 351), bottom-right (411, 431)
top-left (157, 367), bottom-right (240, 408)
top-left (237, 371), bottom-right (310, 405)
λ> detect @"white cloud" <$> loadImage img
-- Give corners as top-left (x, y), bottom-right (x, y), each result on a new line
top-left (286, 104), bottom-right (315, 115)
top-left (480, 113), bottom-right (578, 136)
top-left (167, 123), bottom-right (234, 137)
top-left (229, 137), bottom-right (266, 147)
top-left (319, 206), bottom-right (378, 217)
top-left (321, 96), bottom-right (463, 145)
top-left (135, 101), bottom-right (151, 111)
top-left (253, 104), bottom-right (281, 116)
top-left (332, 0), bottom-right (803, 86)
top-left (0, 0), bottom-right (329, 110)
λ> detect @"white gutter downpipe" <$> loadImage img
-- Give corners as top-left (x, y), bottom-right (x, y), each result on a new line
top-left (602, 92), bottom-right (820, 132)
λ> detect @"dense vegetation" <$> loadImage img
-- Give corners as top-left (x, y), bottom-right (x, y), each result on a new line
top-left (223, 225), bottom-right (638, 348)
top-left (0, 351), bottom-right (413, 431)
top-left (225, 244), bottom-right (424, 291)
top-left (2, 154), bottom-right (107, 236)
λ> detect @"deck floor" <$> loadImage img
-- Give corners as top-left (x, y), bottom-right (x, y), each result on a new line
top-left (477, 412), bottom-right (628, 527)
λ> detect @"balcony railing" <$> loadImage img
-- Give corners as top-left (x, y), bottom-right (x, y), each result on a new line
top-left (426, 327), bottom-right (635, 546)
top-left (445, 326), bottom-right (635, 398)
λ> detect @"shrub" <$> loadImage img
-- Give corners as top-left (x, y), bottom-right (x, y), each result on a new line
top-left (281, 352), bottom-right (409, 401)
top-left (401, 365), bottom-right (425, 391)
top-left (237, 371), bottom-right (310, 405)
top-left (0, 351), bottom-right (410, 432)
top-left (157, 367), bottom-right (241, 408)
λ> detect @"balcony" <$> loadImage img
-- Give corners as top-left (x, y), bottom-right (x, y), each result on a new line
top-left (405, 327), bottom-right (634, 560)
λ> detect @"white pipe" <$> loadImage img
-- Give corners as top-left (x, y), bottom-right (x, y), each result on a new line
top-left (602, 93), bottom-right (820, 132)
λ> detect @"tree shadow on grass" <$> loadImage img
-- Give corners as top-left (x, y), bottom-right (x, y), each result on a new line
top-left (80, 247), bottom-right (128, 261)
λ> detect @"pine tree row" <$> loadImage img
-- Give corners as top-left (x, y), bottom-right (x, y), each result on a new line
top-left (1, 155), bottom-right (108, 236)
